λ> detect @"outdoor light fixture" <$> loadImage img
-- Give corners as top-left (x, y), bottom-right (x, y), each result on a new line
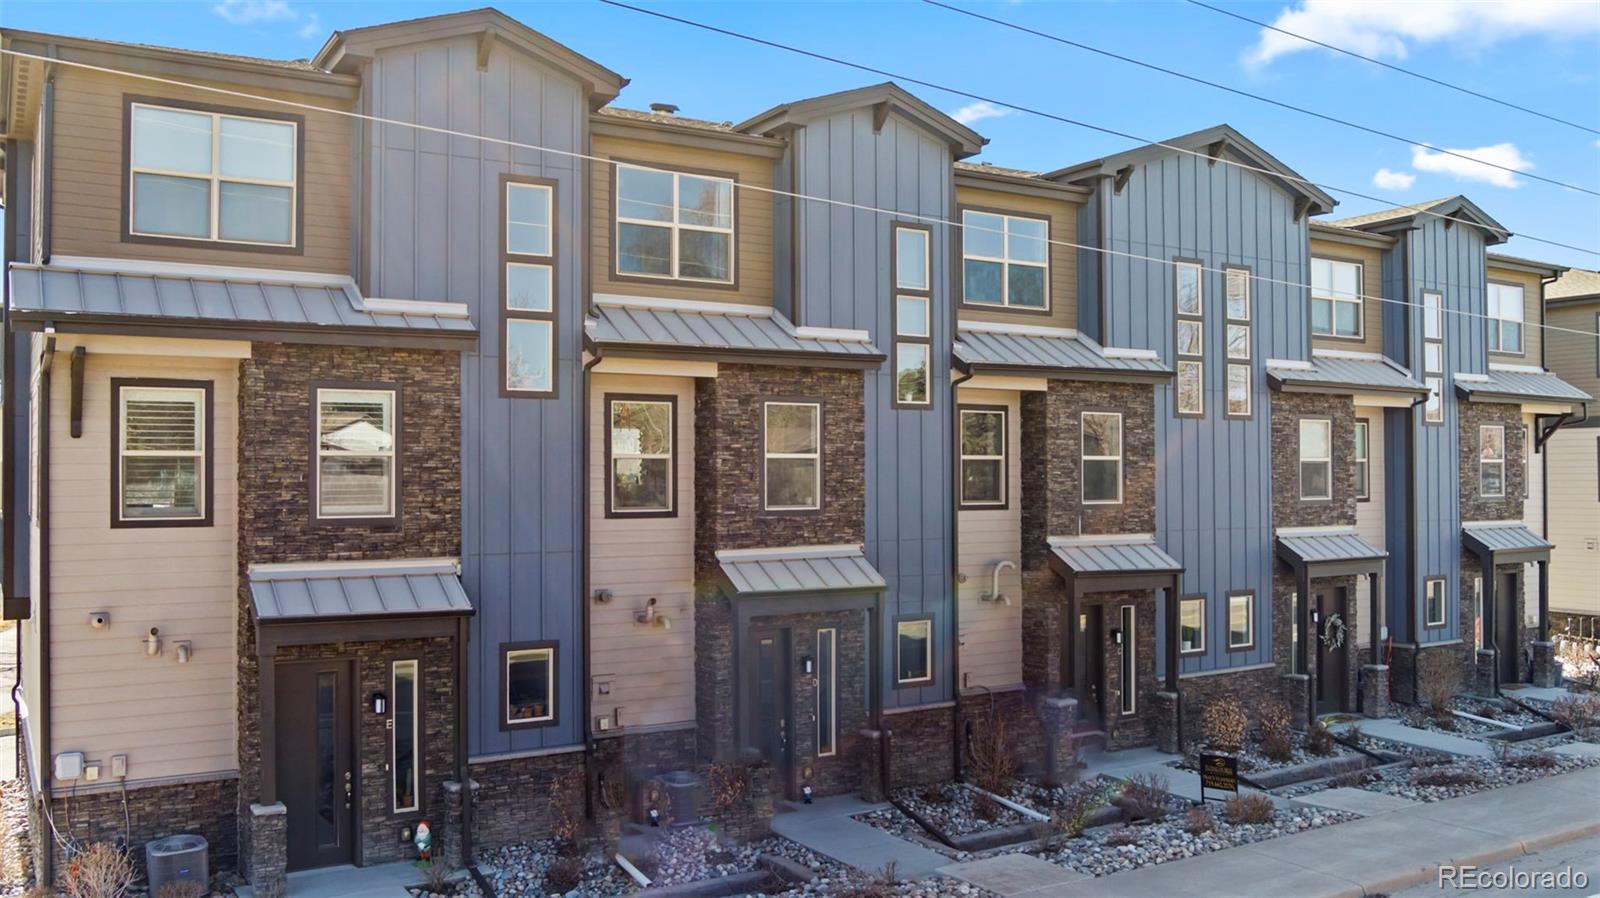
top-left (373, 692), bottom-right (388, 715)
top-left (1111, 628), bottom-right (1124, 646)
top-left (635, 597), bottom-right (672, 630)
top-left (802, 655), bottom-right (815, 675)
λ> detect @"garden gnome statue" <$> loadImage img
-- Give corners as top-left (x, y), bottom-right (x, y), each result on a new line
top-left (414, 820), bottom-right (433, 862)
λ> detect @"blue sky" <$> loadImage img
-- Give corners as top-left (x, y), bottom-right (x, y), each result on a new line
top-left (3, 0), bottom-right (1598, 268)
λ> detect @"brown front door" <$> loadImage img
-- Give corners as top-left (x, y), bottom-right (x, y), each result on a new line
top-left (1497, 571), bottom-right (1520, 684)
top-left (276, 661), bottom-right (356, 871)
top-left (1315, 591), bottom-right (1348, 713)
top-left (752, 633), bottom-right (793, 794)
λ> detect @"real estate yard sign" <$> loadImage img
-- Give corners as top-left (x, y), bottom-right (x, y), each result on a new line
top-left (1199, 753), bottom-right (1239, 803)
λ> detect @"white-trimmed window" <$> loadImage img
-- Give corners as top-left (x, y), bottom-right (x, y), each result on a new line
top-left (1423, 291), bottom-right (1445, 424)
top-left (894, 225), bottom-right (932, 406)
top-left (1227, 592), bottom-right (1254, 649)
top-left (1487, 282), bottom-right (1524, 354)
top-left (316, 388), bottom-right (397, 520)
top-left (129, 102), bottom-right (297, 246)
top-left (392, 660), bottom-right (420, 814)
top-left (896, 619), bottom-right (933, 686)
top-left (1479, 424), bottom-right (1506, 498)
top-left (116, 383), bottom-right (207, 522)
top-left (1311, 258), bottom-right (1362, 338)
top-left (1119, 604), bottom-right (1137, 714)
top-left (1225, 267), bottom-right (1252, 417)
top-left (1424, 578), bottom-right (1447, 628)
top-left (1354, 419), bottom-right (1370, 500)
top-left (609, 397), bottom-right (674, 514)
top-left (1175, 260), bottom-right (1204, 416)
top-left (764, 402), bottom-right (821, 511)
top-left (1299, 418), bottom-right (1332, 501)
top-left (817, 628), bottom-right (837, 757)
top-left (504, 644), bottom-right (556, 728)
top-left (959, 408), bottom-right (1006, 507)
top-left (615, 164), bottom-right (734, 283)
top-left (1082, 412), bottom-right (1123, 504)
top-left (961, 210), bottom-right (1048, 309)
top-left (504, 178), bottom-right (556, 396)
top-left (1179, 596), bottom-right (1205, 654)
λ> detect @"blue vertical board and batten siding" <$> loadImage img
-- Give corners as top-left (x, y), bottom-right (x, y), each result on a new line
top-left (1094, 151), bottom-right (1311, 675)
top-left (791, 110), bottom-right (954, 709)
top-left (1380, 241), bottom-right (1413, 641)
top-left (361, 37), bottom-right (589, 755)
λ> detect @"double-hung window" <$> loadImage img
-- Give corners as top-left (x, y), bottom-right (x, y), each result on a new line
top-left (1175, 261), bottom-right (1204, 416)
top-left (128, 101), bottom-right (298, 246)
top-left (316, 388), bottom-right (397, 521)
top-left (608, 397), bottom-right (674, 515)
top-left (764, 402), bottom-right (821, 511)
top-left (1225, 267), bottom-right (1252, 417)
top-left (1179, 596), bottom-right (1206, 654)
top-left (1227, 592), bottom-right (1254, 650)
top-left (961, 210), bottom-right (1048, 309)
top-left (1300, 418), bottom-right (1332, 501)
top-left (1081, 412), bottom-right (1123, 504)
top-left (893, 225), bottom-right (933, 407)
top-left (114, 381), bottom-right (210, 525)
top-left (502, 643), bottom-right (556, 729)
top-left (1486, 282), bottom-right (1524, 354)
top-left (1422, 291), bottom-right (1445, 424)
top-left (1424, 578), bottom-right (1446, 628)
top-left (504, 178), bottom-right (556, 396)
top-left (392, 660), bottom-right (420, 814)
top-left (1479, 424), bottom-right (1506, 498)
top-left (1354, 419), bottom-right (1370, 500)
top-left (1311, 258), bottom-right (1362, 338)
top-left (615, 164), bottom-right (734, 283)
top-left (959, 408), bottom-right (1006, 507)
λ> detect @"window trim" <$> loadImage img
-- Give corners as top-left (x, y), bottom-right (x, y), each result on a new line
top-left (1423, 577), bottom-right (1447, 629)
top-left (761, 399), bottom-right (823, 514)
top-left (1080, 410), bottom-right (1124, 505)
top-left (957, 205), bottom-right (1052, 314)
top-left (604, 393), bottom-right (678, 519)
top-left (1486, 280), bottom-right (1526, 357)
top-left (611, 160), bottom-right (738, 288)
top-left (110, 378), bottom-right (215, 529)
top-left (1310, 256), bottom-right (1364, 341)
top-left (501, 174), bottom-right (559, 399)
top-left (1422, 291), bottom-right (1445, 425)
top-left (958, 406), bottom-right (1008, 509)
top-left (121, 95), bottom-right (305, 255)
top-left (816, 628), bottom-right (838, 757)
top-left (1174, 258), bottom-right (1205, 418)
top-left (1354, 418), bottom-right (1371, 502)
top-left (311, 383), bottom-right (401, 528)
top-left (500, 641), bottom-right (559, 731)
top-left (892, 221), bottom-right (935, 409)
top-left (1119, 604), bottom-right (1137, 715)
top-left (391, 659), bottom-right (421, 815)
top-left (1479, 423), bottom-right (1506, 499)
top-left (894, 616), bottom-right (935, 687)
top-left (1298, 417), bottom-right (1334, 502)
top-left (1178, 595), bottom-right (1207, 656)
top-left (1224, 266), bottom-right (1252, 419)
top-left (1226, 590), bottom-right (1255, 652)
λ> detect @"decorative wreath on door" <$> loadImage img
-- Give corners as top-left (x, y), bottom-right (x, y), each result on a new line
top-left (1321, 612), bottom-right (1346, 650)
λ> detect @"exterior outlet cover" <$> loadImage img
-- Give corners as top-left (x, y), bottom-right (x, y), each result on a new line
top-left (111, 755), bottom-right (128, 778)
top-left (84, 765), bottom-right (101, 783)
top-left (595, 716), bottom-right (612, 732)
top-left (54, 752), bottom-right (84, 781)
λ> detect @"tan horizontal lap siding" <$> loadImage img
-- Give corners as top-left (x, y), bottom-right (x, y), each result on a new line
top-left (1546, 426), bottom-right (1600, 616)
top-left (956, 388), bottom-right (1023, 688)
top-left (1486, 267), bottom-right (1543, 364)
top-left (591, 133), bottom-right (774, 305)
top-left (1353, 405), bottom-right (1386, 641)
top-left (48, 67), bottom-right (352, 274)
top-left (1544, 304), bottom-right (1599, 398)
top-left (47, 352), bottom-right (239, 784)
top-left (1310, 239), bottom-right (1383, 355)
top-left (955, 185), bottom-right (1079, 332)
top-left (589, 373), bottom-right (697, 730)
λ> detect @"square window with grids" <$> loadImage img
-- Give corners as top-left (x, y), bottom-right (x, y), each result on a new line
top-left (315, 388), bottom-right (397, 521)
top-left (961, 210), bottom-right (1048, 309)
top-left (615, 164), bottom-right (734, 283)
top-left (114, 382), bottom-right (210, 525)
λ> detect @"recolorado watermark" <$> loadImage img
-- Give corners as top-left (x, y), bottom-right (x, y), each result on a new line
top-left (1439, 864), bottom-right (1589, 890)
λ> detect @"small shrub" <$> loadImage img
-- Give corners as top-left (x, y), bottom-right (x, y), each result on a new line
top-left (1222, 793), bottom-right (1275, 825)
top-left (549, 773), bottom-right (582, 845)
top-left (707, 761), bottom-right (750, 815)
top-left (64, 843), bottom-right (135, 898)
top-left (1256, 697), bottom-right (1292, 745)
top-left (1118, 771), bottom-right (1171, 822)
top-left (1411, 767), bottom-right (1484, 788)
top-left (1054, 785), bottom-right (1106, 838)
top-left (877, 860), bottom-right (900, 885)
top-left (973, 792), bottom-right (1002, 823)
top-left (968, 711), bottom-right (1020, 795)
top-left (1551, 693), bottom-right (1600, 740)
top-left (1304, 721), bottom-right (1337, 757)
top-left (1418, 661), bottom-right (1459, 719)
top-left (1474, 703), bottom-right (1500, 720)
top-left (1182, 806), bottom-right (1215, 835)
top-left (1344, 724), bottom-right (1365, 746)
top-left (1412, 750), bottom-right (1453, 768)
top-left (917, 784), bottom-right (951, 805)
top-left (1105, 826), bottom-right (1139, 847)
top-left (1260, 730), bottom-right (1294, 763)
top-left (1331, 768), bottom-right (1376, 788)
top-left (543, 857), bottom-right (584, 894)
top-left (155, 881), bottom-right (206, 898)
top-left (1203, 699), bottom-right (1249, 754)
top-left (1505, 752), bottom-right (1560, 770)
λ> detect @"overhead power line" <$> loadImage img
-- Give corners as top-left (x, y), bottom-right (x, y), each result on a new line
top-left (593, 0), bottom-right (1600, 259)
top-left (2, 47), bottom-right (1594, 342)
top-left (1185, 0), bottom-right (1600, 138)
top-left (925, 0), bottom-right (1600, 198)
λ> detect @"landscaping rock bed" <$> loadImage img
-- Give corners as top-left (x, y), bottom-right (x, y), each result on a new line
top-left (889, 783), bottom-right (1030, 837)
top-left (1279, 734), bottom-right (1600, 802)
top-left (1399, 696), bottom-right (1546, 740)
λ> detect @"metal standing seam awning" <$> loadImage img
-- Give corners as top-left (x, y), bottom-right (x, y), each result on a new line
top-left (586, 295), bottom-right (884, 368)
top-left (1461, 522), bottom-right (1554, 566)
top-left (953, 324), bottom-right (1172, 382)
top-left (1046, 535), bottom-right (1184, 598)
top-left (716, 544), bottom-right (887, 597)
top-left (1275, 528), bottom-right (1388, 577)
top-left (1265, 355), bottom-right (1428, 397)
top-left (1454, 368), bottom-right (1592, 406)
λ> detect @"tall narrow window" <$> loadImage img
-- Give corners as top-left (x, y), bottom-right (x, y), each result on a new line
top-left (1179, 596), bottom-right (1206, 654)
top-left (1290, 592), bottom-right (1301, 673)
top-left (1479, 424), bottom-right (1506, 498)
top-left (959, 408), bottom-right (1006, 507)
top-left (1081, 412), bottom-right (1123, 504)
top-left (608, 396), bottom-right (675, 515)
top-left (1422, 291), bottom-right (1445, 424)
top-left (1120, 605), bottom-right (1137, 714)
top-left (1175, 261), bottom-right (1204, 416)
top-left (896, 619), bottom-right (933, 686)
top-left (615, 164), bottom-right (734, 282)
top-left (114, 381), bottom-right (210, 525)
top-left (1473, 577), bottom-right (1484, 650)
top-left (961, 210), bottom-right (1048, 309)
top-left (502, 643), bottom-right (556, 729)
top-left (1486, 282), bottom-right (1524, 354)
top-left (1311, 258), bottom-right (1363, 338)
top-left (1225, 267), bottom-right (1252, 418)
top-left (1424, 578), bottom-right (1446, 628)
top-left (764, 402), bottom-right (821, 511)
top-left (893, 224), bottom-right (933, 407)
top-left (1299, 418), bottom-right (1332, 501)
top-left (817, 629), bottom-right (837, 757)
top-left (1227, 592), bottom-right (1254, 650)
top-left (1354, 419), bottom-right (1370, 501)
top-left (392, 660), bottom-right (419, 814)
top-left (503, 177), bottom-right (556, 396)
top-left (316, 388), bottom-right (397, 521)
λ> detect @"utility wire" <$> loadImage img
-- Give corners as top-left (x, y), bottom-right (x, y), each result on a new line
top-left (593, 0), bottom-right (1600, 259)
top-left (925, 0), bottom-right (1599, 197)
top-left (1185, 0), bottom-right (1600, 138)
top-left (3, 46), bottom-right (1596, 341)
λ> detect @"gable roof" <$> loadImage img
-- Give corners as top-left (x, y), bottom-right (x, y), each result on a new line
top-left (736, 82), bottom-right (986, 158)
top-left (1045, 124), bottom-right (1336, 216)
top-left (1548, 268), bottom-right (1600, 302)
top-left (1330, 195), bottom-right (1510, 245)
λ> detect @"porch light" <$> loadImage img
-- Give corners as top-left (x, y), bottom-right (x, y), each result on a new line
top-left (373, 692), bottom-right (388, 715)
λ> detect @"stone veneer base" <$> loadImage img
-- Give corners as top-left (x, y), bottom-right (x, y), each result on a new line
top-left (45, 775), bottom-right (239, 887)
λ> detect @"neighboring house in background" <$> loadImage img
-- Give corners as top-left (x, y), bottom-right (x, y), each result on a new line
top-left (1542, 268), bottom-right (1600, 634)
top-left (0, 8), bottom-right (1592, 896)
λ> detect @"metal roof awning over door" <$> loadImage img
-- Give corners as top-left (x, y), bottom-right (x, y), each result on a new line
top-left (1047, 535), bottom-right (1183, 598)
top-left (716, 545), bottom-right (886, 597)
top-left (248, 558), bottom-right (474, 648)
top-left (1266, 355), bottom-right (1427, 397)
top-left (953, 324), bottom-right (1171, 382)
top-left (1454, 368), bottom-right (1592, 406)
top-left (1275, 528), bottom-right (1388, 578)
top-left (586, 295), bottom-right (884, 368)
top-left (1462, 522), bottom-right (1554, 566)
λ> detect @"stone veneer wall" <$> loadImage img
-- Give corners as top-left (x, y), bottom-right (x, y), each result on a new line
top-left (1177, 666), bottom-right (1281, 747)
top-left (883, 705), bottom-right (955, 788)
top-left (1273, 570), bottom-right (1361, 715)
top-left (1457, 401), bottom-right (1527, 522)
top-left (754, 611), bottom-right (870, 798)
top-left (1460, 555), bottom-right (1529, 688)
top-left (467, 750), bottom-right (587, 850)
top-left (45, 776), bottom-right (239, 884)
top-left (956, 688), bottom-right (1045, 779)
top-left (1088, 591), bottom-right (1159, 749)
top-left (1270, 392), bottom-right (1357, 530)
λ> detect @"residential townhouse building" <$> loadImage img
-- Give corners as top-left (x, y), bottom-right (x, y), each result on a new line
top-left (1542, 268), bottom-right (1600, 634)
top-left (1, 8), bottom-right (1591, 894)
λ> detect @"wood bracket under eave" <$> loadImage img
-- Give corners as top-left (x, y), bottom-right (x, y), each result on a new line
top-left (1206, 140), bottom-right (1226, 166)
top-left (872, 102), bottom-right (891, 135)
top-left (69, 346), bottom-right (86, 439)
top-left (476, 31), bottom-right (495, 72)
top-left (1293, 196), bottom-right (1313, 223)
top-left (1113, 165), bottom-right (1133, 195)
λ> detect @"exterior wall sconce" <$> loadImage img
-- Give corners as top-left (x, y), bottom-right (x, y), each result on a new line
top-left (373, 692), bottom-right (388, 715)
top-left (635, 597), bottom-right (672, 630)
top-left (802, 655), bottom-right (815, 675)
top-left (1111, 628), bottom-right (1124, 647)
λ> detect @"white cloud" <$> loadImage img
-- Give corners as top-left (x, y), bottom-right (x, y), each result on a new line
top-left (212, 0), bottom-right (296, 25)
top-left (1410, 142), bottom-right (1533, 189)
top-left (1372, 168), bottom-right (1416, 190)
top-left (951, 102), bottom-right (1012, 126)
top-left (1245, 0), bottom-right (1600, 68)
top-left (298, 12), bottom-right (323, 39)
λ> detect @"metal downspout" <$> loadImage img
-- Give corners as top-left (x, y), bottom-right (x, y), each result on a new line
top-left (580, 346), bottom-right (603, 821)
top-left (950, 367), bottom-right (973, 782)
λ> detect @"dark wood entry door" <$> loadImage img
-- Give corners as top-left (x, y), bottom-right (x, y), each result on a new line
top-left (753, 633), bottom-right (793, 792)
top-left (1074, 606), bottom-right (1106, 724)
top-left (276, 661), bottom-right (356, 871)
top-left (1315, 591), bottom-right (1348, 713)
top-left (1497, 572), bottom-right (1520, 684)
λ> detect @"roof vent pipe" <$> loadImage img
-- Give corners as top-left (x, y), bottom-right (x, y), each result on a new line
top-left (649, 102), bottom-right (679, 115)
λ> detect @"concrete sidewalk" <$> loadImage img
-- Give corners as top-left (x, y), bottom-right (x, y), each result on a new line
top-left (1041, 766), bottom-right (1600, 898)
top-left (769, 794), bottom-right (950, 879)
